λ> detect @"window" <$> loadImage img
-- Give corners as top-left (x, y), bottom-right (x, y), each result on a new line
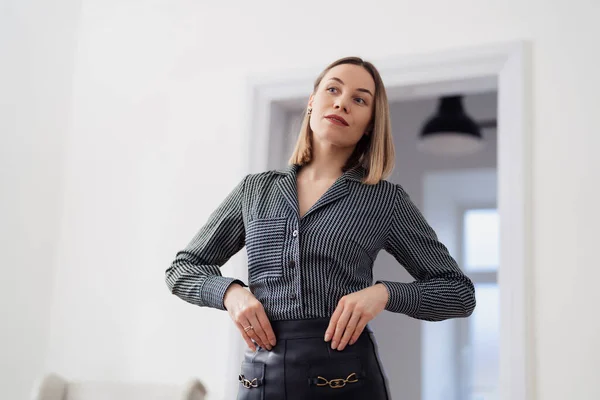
top-left (459, 208), bottom-right (499, 400)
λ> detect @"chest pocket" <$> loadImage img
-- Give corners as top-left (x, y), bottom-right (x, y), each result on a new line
top-left (245, 217), bottom-right (287, 281)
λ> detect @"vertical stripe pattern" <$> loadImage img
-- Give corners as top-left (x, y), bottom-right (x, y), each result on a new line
top-left (165, 164), bottom-right (476, 321)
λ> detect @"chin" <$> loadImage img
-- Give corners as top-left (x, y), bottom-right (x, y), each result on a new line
top-left (314, 131), bottom-right (357, 149)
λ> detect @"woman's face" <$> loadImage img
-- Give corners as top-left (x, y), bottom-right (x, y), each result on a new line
top-left (308, 63), bottom-right (375, 149)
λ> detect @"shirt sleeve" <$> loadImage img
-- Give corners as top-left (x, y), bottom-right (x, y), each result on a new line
top-left (165, 175), bottom-right (249, 311)
top-left (376, 184), bottom-right (476, 321)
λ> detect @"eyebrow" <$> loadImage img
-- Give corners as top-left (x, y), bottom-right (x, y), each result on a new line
top-left (328, 77), bottom-right (374, 97)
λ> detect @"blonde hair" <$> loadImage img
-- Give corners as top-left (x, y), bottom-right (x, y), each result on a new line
top-left (288, 56), bottom-right (395, 185)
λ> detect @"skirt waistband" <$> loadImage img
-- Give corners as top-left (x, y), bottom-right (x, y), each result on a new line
top-left (270, 318), bottom-right (373, 340)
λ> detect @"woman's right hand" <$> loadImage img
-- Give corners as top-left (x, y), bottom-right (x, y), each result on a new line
top-left (223, 283), bottom-right (277, 352)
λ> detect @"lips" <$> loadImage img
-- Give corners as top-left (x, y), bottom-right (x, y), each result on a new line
top-left (325, 114), bottom-right (349, 126)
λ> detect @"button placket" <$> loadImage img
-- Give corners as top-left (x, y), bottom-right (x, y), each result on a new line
top-left (289, 220), bottom-right (301, 306)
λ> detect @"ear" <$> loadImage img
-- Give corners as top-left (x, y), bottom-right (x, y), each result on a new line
top-left (308, 94), bottom-right (314, 109)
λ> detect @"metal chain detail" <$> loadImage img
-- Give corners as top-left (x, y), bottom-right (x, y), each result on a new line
top-left (238, 374), bottom-right (259, 389)
top-left (316, 372), bottom-right (359, 389)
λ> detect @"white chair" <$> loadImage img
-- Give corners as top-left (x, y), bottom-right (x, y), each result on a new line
top-left (31, 373), bottom-right (207, 400)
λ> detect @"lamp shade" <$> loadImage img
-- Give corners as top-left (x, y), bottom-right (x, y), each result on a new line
top-left (419, 95), bottom-right (484, 156)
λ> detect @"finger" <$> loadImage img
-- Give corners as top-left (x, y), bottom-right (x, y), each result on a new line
top-left (255, 309), bottom-right (276, 347)
top-left (245, 324), bottom-right (268, 350)
top-left (349, 316), bottom-right (370, 346)
top-left (325, 301), bottom-right (344, 342)
top-left (237, 316), bottom-right (267, 350)
top-left (337, 311), bottom-right (362, 351)
top-left (331, 307), bottom-right (352, 349)
top-left (236, 321), bottom-right (257, 351)
top-left (247, 313), bottom-right (271, 350)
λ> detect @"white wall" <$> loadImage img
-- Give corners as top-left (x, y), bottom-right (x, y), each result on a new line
top-left (43, 4), bottom-right (252, 398)
top-left (0, 0), bottom-right (81, 398)
top-left (3, 1), bottom-right (600, 399)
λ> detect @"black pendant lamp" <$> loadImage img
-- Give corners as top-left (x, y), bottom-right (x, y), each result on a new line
top-left (418, 95), bottom-right (487, 156)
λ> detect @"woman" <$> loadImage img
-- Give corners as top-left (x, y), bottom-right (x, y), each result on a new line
top-left (165, 56), bottom-right (476, 399)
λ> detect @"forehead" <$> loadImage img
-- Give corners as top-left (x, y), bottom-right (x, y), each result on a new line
top-left (322, 64), bottom-right (375, 92)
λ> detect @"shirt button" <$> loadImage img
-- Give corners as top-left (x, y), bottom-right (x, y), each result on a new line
top-left (289, 293), bottom-right (297, 300)
top-left (288, 260), bottom-right (296, 268)
top-left (292, 230), bottom-right (298, 237)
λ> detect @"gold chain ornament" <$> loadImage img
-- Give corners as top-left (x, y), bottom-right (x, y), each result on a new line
top-left (238, 374), bottom-right (259, 389)
top-left (240, 371), bottom-right (360, 390)
top-left (316, 372), bottom-right (359, 389)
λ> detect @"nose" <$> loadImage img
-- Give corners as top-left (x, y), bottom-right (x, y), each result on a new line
top-left (334, 96), bottom-right (350, 113)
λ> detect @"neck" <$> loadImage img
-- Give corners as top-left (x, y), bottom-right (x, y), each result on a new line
top-left (300, 138), bottom-right (355, 181)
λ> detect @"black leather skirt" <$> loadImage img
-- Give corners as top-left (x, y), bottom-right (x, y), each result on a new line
top-left (236, 318), bottom-right (391, 399)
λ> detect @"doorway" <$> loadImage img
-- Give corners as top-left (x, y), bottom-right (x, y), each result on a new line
top-left (237, 41), bottom-right (533, 400)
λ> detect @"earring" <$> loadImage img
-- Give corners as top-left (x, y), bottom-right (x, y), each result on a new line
top-left (307, 107), bottom-right (312, 115)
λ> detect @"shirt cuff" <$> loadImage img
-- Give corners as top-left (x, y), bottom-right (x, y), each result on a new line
top-left (374, 280), bottom-right (422, 316)
top-left (200, 276), bottom-right (248, 311)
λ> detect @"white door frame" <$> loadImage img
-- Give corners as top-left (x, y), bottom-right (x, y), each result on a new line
top-left (239, 41), bottom-right (533, 400)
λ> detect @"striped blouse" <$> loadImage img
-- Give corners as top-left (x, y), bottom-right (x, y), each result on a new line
top-left (165, 163), bottom-right (476, 322)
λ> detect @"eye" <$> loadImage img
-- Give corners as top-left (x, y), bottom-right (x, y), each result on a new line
top-left (327, 87), bottom-right (338, 93)
top-left (355, 97), bottom-right (366, 105)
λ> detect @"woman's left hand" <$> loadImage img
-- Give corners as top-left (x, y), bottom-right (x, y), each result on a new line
top-left (324, 283), bottom-right (389, 351)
